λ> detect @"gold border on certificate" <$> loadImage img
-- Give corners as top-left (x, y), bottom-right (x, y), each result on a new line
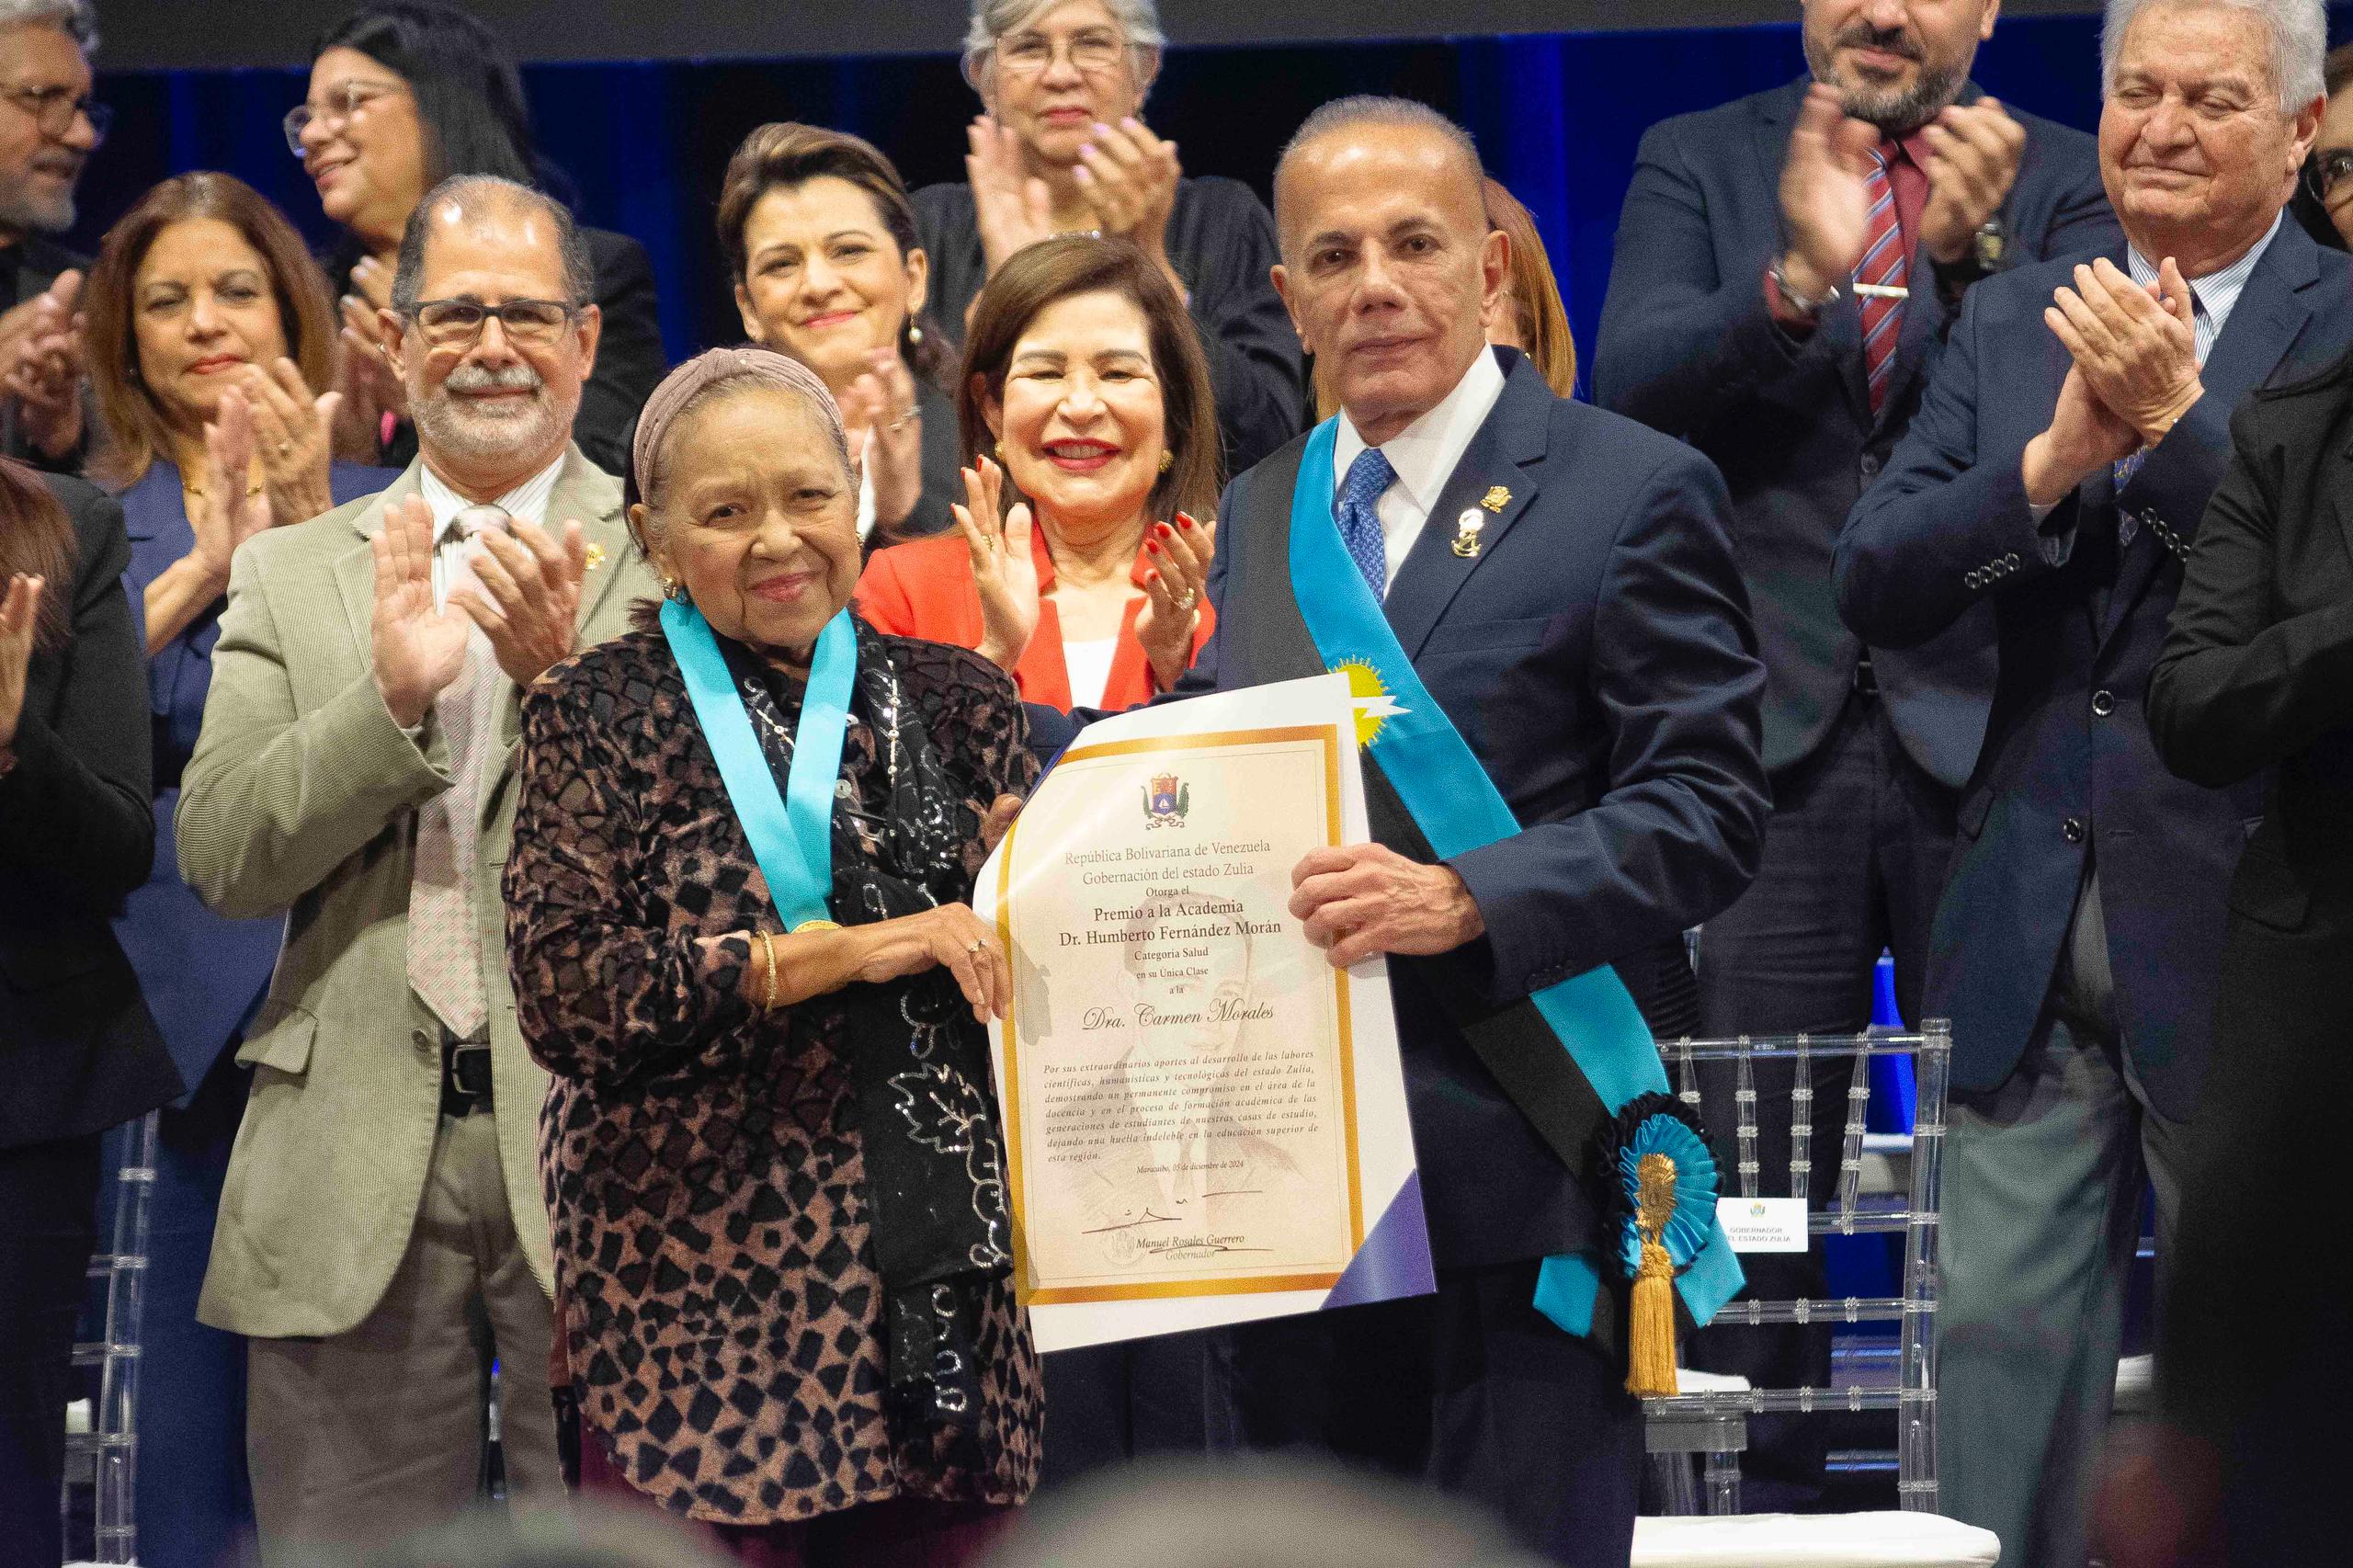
top-left (996, 723), bottom-right (1364, 1307)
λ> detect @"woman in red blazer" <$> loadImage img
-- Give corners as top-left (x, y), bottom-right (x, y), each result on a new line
top-left (858, 235), bottom-right (1219, 710)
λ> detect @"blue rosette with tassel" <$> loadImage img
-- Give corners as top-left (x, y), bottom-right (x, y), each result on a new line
top-left (1600, 1093), bottom-right (1721, 1397)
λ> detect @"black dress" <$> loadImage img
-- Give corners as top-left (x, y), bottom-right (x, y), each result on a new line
top-left (328, 225), bottom-right (668, 477)
top-left (0, 473), bottom-right (183, 1568)
top-left (914, 176), bottom-right (1308, 478)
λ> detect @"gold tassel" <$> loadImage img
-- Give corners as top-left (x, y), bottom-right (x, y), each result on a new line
top-left (1625, 1152), bottom-right (1680, 1397)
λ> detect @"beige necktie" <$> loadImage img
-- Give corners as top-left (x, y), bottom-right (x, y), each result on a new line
top-left (405, 505), bottom-right (509, 1040)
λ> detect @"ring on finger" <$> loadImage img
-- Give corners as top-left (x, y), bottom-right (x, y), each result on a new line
top-left (1172, 586), bottom-right (1199, 612)
top-left (965, 938), bottom-right (985, 955)
top-left (887, 408), bottom-right (917, 433)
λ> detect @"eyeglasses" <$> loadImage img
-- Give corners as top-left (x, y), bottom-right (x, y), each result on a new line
top-left (0, 85), bottom-right (110, 144)
top-left (2310, 148), bottom-right (2353, 205)
top-left (996, 28), bottom-right (1128, 78)
top-left (407, 298), bottom-right (580, 347)
top-left (282, 79), bottom-right (408, 156)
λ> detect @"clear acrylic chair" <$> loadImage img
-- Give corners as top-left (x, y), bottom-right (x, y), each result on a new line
top-left (1640, 1023), bottom-right (1951, 1518)
top-left (61, 1110), bottom-right (159, 1565)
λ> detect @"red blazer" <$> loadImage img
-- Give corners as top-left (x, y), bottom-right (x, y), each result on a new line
top-left (855, 523), bottom-right (1215, 711)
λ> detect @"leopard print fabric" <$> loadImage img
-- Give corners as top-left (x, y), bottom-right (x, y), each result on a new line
top-left (506, 624), bottom-right (1042, 1526)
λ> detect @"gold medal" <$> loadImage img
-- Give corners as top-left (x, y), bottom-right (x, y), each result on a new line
top-left (792, 919), bottom-right (844, 933)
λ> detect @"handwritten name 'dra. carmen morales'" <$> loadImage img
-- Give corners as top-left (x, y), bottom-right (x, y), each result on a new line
top-left (1082, 994), bottom-right (1279, 1031)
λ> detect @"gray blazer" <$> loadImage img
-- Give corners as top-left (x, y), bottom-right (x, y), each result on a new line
top-left (176, 447), bottom-right (656, 1338)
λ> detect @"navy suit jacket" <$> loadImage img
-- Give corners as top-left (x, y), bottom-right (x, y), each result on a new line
top-left (1834, 221), bottom-right (2353, 1119)
top-left (113, 459), bottom-right (393, 1095)
top-left (1597, 79), bottom-right (2119, 790)
top-left (1040, 351), bottom-right (1769, 1267)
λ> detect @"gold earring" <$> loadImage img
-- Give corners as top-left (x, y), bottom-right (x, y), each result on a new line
top-left (907, 322), bottom-right (925, 346)
top-left (1158, 450), bottom-right (1174, 474)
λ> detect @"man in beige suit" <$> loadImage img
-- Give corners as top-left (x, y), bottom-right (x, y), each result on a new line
top-left (177, 175), bottom-right (658, 1557)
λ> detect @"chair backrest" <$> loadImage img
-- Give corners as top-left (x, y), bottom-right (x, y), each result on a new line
top-left (63, 1109), bottom-right (159, 1565)
top-left (1645, 1023), bottom-right (1950, 1513)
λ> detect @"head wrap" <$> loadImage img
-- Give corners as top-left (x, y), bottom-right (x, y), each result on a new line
top-left (630, 345), bottom-right (851, 509)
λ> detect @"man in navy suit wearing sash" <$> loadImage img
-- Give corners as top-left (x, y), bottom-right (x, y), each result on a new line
top-left (1128, 97), bottom-right (1770, 1567)
top-left (1836, 2), bottom-right (2346, 1559)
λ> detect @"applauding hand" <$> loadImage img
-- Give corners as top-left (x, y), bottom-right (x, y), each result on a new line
top-left (1134, 511), bottom-right (1214, 690)
top-left (2023, 363), bottom-right (2142, 507)
top-left (953, 455), bottom-right (1042, 674)
top-left (2023, 259), bottom-right (2200, 507)
top-left (968, 116), bottom-right (1056, 279)
top-left (448, 517), bottom-right (586, 689)
top-left (188, 387), bottom-right (276, 585)
top-left (0, 573), bottom-right (43, 754)
top-left (335, 261), bottom-right (409, 451)
top-left (369, 494), bottom-right (471, 729)
top-left (1076, 118), bottom-right (1184, 296)
top-left (1776, 84), bottom-right (1882, 310)
top-left (2, 271), bottom-right (85, 460)
top-left (841, 347), bottom-right (926, 536)
top-left (2048, 257), bottom-right (2201, 444)
top-left (238, 357), bottom-right (342, 526)
top-left (1918, 98), bottom-right (2026, 267)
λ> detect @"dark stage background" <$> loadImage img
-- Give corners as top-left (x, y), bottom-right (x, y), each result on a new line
top-left (66, 7), bottom-right (2353, 392)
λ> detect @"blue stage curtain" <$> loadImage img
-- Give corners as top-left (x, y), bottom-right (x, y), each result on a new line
top-left (71, 15), bottom-right (2134, 370)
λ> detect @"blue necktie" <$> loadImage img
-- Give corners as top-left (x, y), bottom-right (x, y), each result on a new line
top-left (1336, 446), bottom-right (1396, 601)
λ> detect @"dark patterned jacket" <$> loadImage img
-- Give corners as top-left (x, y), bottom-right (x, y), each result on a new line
top-left (506, 624), bottom-right (1041, 1525)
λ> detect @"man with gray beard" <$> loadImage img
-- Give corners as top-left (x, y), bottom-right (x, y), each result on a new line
top-left (0, 0), bottom-right (101, 463)
top-left (1594, 0), bottom-right (2118, 1497)
top-left (176, 175), bottom-right (657, 1559)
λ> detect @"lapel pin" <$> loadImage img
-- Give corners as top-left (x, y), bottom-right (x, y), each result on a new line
top-left (1452, 508), bottom-right (1484, 559)
top-left (1481, 485), bottom-right (1511, 513)
top-left (583, 542), bottom-right (607, 573)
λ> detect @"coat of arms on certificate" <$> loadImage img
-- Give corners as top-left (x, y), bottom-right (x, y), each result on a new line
top-left (1142, 773), bottom-right (1191, 827)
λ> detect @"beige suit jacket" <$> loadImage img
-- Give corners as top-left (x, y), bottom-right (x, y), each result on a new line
top-left (179, 447), bottom-right (655, 1339)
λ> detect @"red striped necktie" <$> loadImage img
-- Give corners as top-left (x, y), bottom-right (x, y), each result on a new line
top-left (1859, 145), bottom-right (1909, 416)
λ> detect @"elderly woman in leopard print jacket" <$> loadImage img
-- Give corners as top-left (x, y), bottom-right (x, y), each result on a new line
top-left (505, 347), bottom-right (1040, 1562)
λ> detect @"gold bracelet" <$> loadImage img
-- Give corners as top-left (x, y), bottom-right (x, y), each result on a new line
top-left (756, 930), bottom-right (780, 1016)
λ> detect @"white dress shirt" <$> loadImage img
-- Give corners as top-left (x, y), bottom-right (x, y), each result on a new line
top-left (1330, 347), bottom-right (1508, 593)
top-left (417, 452), bottom-right (565, 611)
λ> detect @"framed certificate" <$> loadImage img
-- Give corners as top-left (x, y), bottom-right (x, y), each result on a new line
top-left (979, 675), bottom-right (1431, 1350)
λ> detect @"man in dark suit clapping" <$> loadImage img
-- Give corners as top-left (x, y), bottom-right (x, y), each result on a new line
top-left (1592, 7), bottom-right (2117, 1462)
top-left (1040, 97), bottom-right (1770, 1568)
top-left (0, 1), bottom-right (104, 466)
top-left (1836, 2), bottom-right (2343, 1560)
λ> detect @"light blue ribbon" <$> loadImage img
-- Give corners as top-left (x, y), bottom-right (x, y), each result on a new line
top-left (1285, 417), bottom-right (1744, 1335)
top-left (661, 600), bottom-right (857, 929)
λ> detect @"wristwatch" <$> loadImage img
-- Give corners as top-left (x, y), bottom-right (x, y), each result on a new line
top-left (1933, 219), bottom-right (2011, 312)
top-left (1769, 257), bottom-right (1844, 318)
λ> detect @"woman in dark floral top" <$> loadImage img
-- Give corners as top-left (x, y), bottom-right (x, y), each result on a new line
top-left (505, 347), bottom-right (1040, 1562)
